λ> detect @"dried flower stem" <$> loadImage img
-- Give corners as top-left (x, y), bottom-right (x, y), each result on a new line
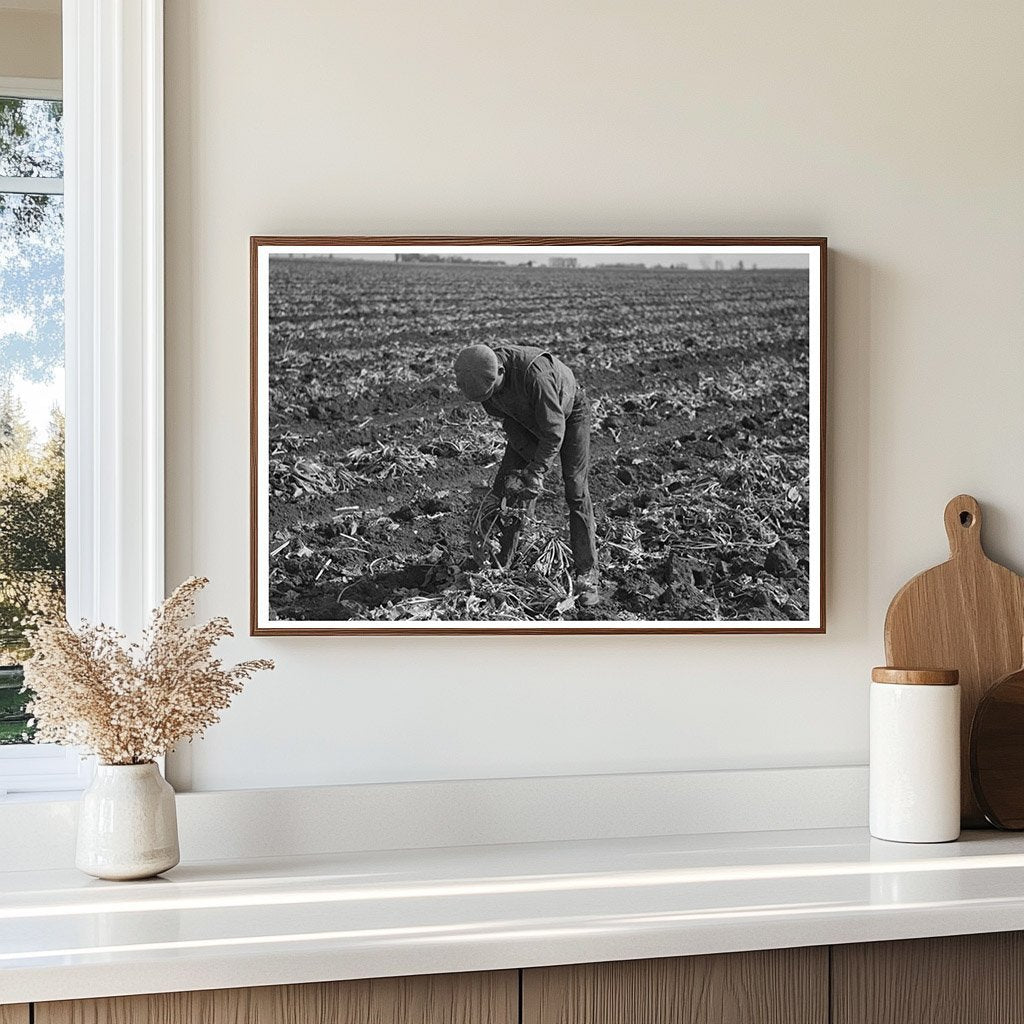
top-left (23, 577), bottom-right (273, 765)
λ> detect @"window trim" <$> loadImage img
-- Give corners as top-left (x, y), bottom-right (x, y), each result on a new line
top-left (0, 175), bottom-right (63, 195)
top-left (0, 744), bottom-right (92, 796)
top-left (64, 0), bottom-right (165, 636)
top-left (0, 0), bottom-right (165, 796)
top-left (0, 76), bottom-right (62, 101)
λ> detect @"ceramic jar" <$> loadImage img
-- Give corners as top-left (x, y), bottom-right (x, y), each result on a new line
top-left (76, 762), bottom-right (180, 880)
top-left (870, 667), bottom-right (960, 843)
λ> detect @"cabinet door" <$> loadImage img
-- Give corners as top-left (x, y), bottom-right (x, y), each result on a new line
top-left (832, 932), bottom-right (1024, 1024)
top-left (36, 971), bottom-right (517, 1024)
top-left (0, 1007), bottom-right (29, 1024)
top-left (523, 948), bottom-right (828, 1024)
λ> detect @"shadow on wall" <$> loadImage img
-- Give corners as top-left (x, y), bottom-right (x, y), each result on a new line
top-left (826, 249), bottom-right (872, 637)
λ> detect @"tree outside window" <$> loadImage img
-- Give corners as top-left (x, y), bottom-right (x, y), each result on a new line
top-left (0, 94), bottom-right (65, 744)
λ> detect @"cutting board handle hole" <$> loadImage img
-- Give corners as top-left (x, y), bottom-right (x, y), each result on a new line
top-left (944, 495), bottom-right (982, 554)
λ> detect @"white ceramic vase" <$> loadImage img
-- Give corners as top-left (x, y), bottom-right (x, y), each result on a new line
top-left (76, 762), bottom-right (180, 880)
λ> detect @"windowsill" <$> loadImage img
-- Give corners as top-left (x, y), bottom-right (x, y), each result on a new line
top-left (4, 826), bottom-right (1024, 1004)
top-left (0, 744), bottom-right (95, 798)
top-left (0, 766), bottom-right (870, 870)
top-left (0, 789), bottom-right (84, 804)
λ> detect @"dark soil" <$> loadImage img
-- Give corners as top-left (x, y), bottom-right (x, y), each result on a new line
top-left (265, 259), bottom-right (812, 623)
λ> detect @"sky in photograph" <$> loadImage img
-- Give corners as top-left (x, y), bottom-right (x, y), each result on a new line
top-left (275, 251), bottom-right (811, 270)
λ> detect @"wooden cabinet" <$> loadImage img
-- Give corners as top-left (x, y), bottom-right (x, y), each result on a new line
top-left (34, 971), bottom-right (517, 1024)
top-left (832, 932), bottom-right (1024, 1024)
top-left (14, 933), bottom-right (1024, 1024)
top-left (522, 948), bottom-right (828, 1024)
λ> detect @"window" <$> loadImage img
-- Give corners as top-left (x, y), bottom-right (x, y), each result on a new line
top-left (0, 79), bottom-right (83, 795)
top-left (0, 86), bottom-right (65, 734)
top-left (0, 5), bottom-right (166, 798)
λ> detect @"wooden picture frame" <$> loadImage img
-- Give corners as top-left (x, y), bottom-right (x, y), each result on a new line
top-left (251, 236), bottom-right (826, 635)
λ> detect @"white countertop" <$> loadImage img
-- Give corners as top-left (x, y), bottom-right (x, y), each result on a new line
top-left (4, 826), bottom-right (1024, 1005)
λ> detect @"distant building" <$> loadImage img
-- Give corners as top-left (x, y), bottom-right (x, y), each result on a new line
top-left (549, 256), bottom-right (578, 269)
top-left (713, 259), bottom-right (724, 271)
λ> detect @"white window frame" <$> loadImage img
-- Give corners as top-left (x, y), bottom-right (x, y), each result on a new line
top-left (0, 0), bottom-right (165, 798)
top-left (0, 77), bottom-right (61, 102)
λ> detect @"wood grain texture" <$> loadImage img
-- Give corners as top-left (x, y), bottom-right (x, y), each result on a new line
top-left (36, 971), bottom-right (517, 1024)
top-left (970, 657), bottom-right (1024, 827)
top-left (522, 948), bottom-right (828, 1024)
top-left (0, 1007), bottom-right (30, 1024)
top-left (832, 932), bottom-right (1024, 1024)
top-left (884, 494), bottom-right (1024, 826)
top-left (871, 666), bottom-right (959, 686)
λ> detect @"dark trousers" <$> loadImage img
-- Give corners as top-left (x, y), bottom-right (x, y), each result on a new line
top-left (491, 393), bottom-right (598, 573)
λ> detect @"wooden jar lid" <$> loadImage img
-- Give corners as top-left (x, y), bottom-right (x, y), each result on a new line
top-left (871, 667), bottom-right (960, 686)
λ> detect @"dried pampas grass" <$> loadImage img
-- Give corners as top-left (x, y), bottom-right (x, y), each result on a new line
top-left (23, 577), bottom-right (273, 765)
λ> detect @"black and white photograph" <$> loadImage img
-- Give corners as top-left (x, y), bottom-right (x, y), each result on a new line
top-left (251, 238), bottom-right (825, 634)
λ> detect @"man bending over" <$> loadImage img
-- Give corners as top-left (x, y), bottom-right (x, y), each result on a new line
top-left (454, 343), bottom-right (599, 608)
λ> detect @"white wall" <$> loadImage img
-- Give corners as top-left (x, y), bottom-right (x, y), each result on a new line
top-left (164, 1), bottom-right (1024, 792)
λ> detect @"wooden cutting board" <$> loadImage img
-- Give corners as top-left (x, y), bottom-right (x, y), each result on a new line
top-left (970, 651), bottom-right (1024, 829)
top-left (884, 494), bottom-right (1024, 826)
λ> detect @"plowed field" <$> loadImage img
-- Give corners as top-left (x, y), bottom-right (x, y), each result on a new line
top-left (266, 258), bottom-right (812, 623)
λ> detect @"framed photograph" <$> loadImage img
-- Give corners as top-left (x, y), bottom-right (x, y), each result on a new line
top-left (251, 236), bottom-right (826, 635)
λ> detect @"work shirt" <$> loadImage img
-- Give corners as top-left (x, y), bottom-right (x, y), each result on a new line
top-left (482, 345), bottom-right (578, 483)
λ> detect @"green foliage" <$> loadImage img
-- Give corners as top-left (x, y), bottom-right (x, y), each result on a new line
top-left (0, 395), bottom-right (64, 743)
top-left (0, 664), bottom-right (29, 743)
top-left (0, 392), bottom-right (65, 663)
top-left (0, 97), bottom-right (62, 179)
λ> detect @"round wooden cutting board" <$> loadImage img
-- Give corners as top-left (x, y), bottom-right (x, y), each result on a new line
top-left (884, 494), bottom-right (1024, 827)
top-left (971, 657), bottom-right (1024, 829)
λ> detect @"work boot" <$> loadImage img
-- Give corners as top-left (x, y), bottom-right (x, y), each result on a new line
top-left (575, 568), bottom-right (601, 608)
